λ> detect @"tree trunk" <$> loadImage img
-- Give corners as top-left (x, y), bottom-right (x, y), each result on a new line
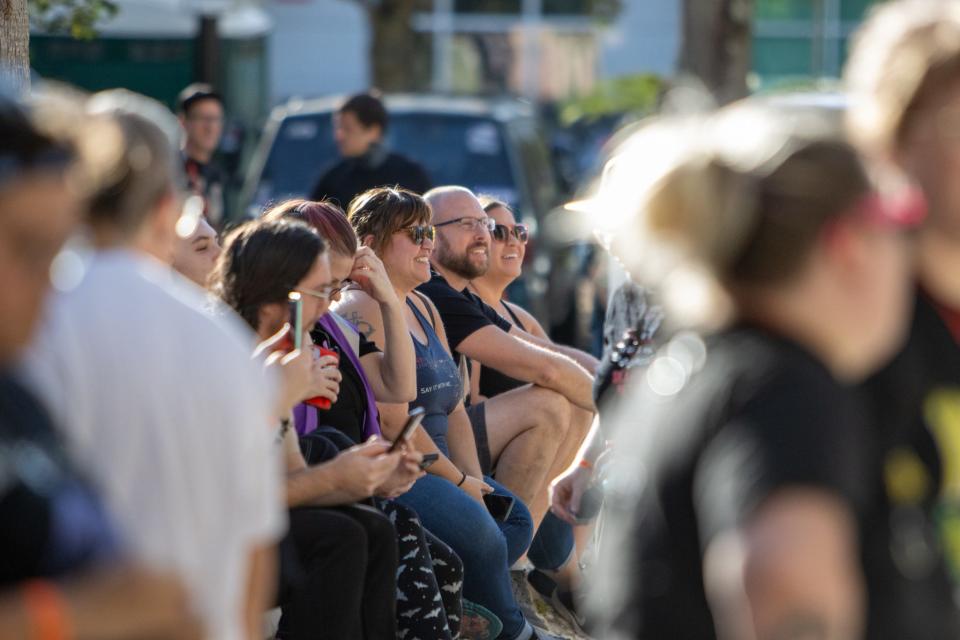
top-left (0, 0), bottom-right (30, 93)
top-left (368, 0), bottom-right (430, 92)
top-left (679, 0), bottom-right (753, 105)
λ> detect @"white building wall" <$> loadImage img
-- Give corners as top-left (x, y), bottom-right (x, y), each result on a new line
top-left (599, 0), bottom-right (680, 78)
top-left (267, 0), bottom-right (369, 104)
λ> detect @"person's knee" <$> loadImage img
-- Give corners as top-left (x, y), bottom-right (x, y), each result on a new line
top-left (526, 386), bottom-right (572, 437)
top-left (458, 517), bottom-right (509, 569)
top-left (348, 505), bottom-right (398, 562)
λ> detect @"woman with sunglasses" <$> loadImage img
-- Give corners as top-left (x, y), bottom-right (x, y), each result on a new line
top-left (335, 187), bottom-right (548, 640)
top-left (263, 199), bottom-right (467, 640)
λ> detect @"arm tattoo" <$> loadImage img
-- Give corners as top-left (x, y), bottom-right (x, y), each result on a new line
top-left (345, 311), bottom-right (375, 340)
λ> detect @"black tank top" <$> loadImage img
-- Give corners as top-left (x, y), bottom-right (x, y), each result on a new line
top-left (478, 301), bottom-right (527, 398)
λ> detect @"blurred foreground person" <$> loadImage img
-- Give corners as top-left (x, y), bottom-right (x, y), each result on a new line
top-left (0, 95), bottom-right (200, 637)
top-left (846, 3), bottom-right (960, 636)
top-left (22, 91), bottom-right (285, 640)
top-left (587, 104), bottom-right (921, 639)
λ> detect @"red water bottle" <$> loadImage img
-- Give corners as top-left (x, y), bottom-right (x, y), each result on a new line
top-left (306, 346), bottom-right (339, 410)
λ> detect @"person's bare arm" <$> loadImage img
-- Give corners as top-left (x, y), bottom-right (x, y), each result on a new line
top-left (334, 250), bottom-right (417, 403)
top-left (507, 303), bottom-right (600, 374)
top-left (457, 325), bottom-right (595, 411)
top-left (703, 489), bottom-right (864, 640)
top-left (281, 428), bottom-right (399, 507)
top-left (0, 567), bottom-right (203, 640)
top-left (242, 543), bottom-right (277, 640)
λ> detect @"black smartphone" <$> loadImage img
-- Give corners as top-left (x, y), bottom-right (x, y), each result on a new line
top-left (418, 452), bottom-right (439, 471)
top-left (388, 407), bottom-right (427, 453)
top-left (483, 493), bottom-right (515, 522)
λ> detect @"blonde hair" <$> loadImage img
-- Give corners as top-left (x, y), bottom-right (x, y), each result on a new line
top-left (845, 1), bottom-right (960, 156)
top-left (598, 103), bottom-right (871, 327)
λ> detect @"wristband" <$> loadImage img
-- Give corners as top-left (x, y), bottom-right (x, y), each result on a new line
top-left (578, 458), bottom-right (594, 470)
top-left (22, 580), bottom-right (70, 640)
top-left (456, 470), bottom-right (467, 487)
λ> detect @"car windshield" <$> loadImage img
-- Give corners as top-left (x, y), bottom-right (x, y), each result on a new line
top-left (259, 111), bottom-right (517, 205)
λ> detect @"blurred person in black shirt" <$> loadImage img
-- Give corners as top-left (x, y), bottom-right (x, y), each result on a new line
top-left (586, 104), bottom-right (926, 639)
top-left (845, 2), bottom-right (960, 636)
top-left (309, 92), bottom-right (431, 208)
top-left (178, 83), bottom-right (226, 226)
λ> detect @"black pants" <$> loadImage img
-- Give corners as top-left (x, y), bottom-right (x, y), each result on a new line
top-left (277, 504), bottom-right (398, 640)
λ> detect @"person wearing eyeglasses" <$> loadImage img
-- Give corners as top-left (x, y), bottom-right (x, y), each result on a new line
top-left (262, 199), bottom-right (467, 640)
top-left (213, 216), bottom-right (428, 639)
top-left (177, 84), bottom-right (226, 226)
top-left (417, 187), bottom-right (595, 560)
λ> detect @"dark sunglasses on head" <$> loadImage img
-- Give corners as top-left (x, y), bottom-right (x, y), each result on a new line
top-left (399, 224), bottom-right (436, 245)
top-left (492, 223), bottom-right (529, 244)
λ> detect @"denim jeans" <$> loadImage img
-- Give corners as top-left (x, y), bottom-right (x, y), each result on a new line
top-left (529, 511), bottom-right (575, 571)
top-left (395, 474), bottom-right (534, 640)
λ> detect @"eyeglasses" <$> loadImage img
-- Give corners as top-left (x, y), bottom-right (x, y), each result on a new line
top-left (329, 280), bottom-right (352, 298)
top-left (296, 286), bottom-right (333, 301)
top-left (434, 216), bottom-right (496, 233)
top-left (492, 223), bottom-right (529, 244)
top-left (397, 224), bottom-right (436, 245)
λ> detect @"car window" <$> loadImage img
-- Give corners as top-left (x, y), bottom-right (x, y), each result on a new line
top-left (257, 111), bottom-right (519, 207)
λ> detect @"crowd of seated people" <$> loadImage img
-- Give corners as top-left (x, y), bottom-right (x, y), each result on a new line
top-left (10, 4), bottom-right (960, 637)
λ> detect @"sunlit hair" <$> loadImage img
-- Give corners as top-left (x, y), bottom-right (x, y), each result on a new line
top-left (211, 218), bottom-right (326, 331)
top-left (845, 0), bottom-right (960, 156)
top-left (478, 195), bottom-right (511, 215)
top-left (347, 186), bottom-right (432, 254)
top-left (592, 103), bottom-right (873, 327)
top-left (263, 198), bottom-right (358, 257)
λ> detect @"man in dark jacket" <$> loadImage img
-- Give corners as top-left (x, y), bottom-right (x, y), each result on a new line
top-left (309, 92), bottom-right (431, 208)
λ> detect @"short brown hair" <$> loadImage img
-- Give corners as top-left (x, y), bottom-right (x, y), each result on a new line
top-left (347, 186), bottom-right (432, 254)
top-left (846, 1), bottom-right (960, 155)
top-left (263, 199), bottom-right (358, 257)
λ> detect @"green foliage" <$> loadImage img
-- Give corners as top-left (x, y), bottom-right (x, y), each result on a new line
top-left (559, 73), bottom-right (664, 125)
top-left (29, 0), bottom-right (118, 39)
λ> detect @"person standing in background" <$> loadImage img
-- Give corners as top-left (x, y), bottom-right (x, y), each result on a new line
top-left (309, 92), bottom-right (431, 208)
top-left (178, 83), bottom-right (226, 226)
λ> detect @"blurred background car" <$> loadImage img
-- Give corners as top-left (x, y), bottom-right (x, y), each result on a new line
top-left (241, 93), bottom-right (561, 319)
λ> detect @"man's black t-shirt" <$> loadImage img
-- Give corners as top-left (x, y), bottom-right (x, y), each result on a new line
top-left (416, 271), bottom-right (512, 364)
top-left (309, 149), bottom-right (431, 210)
top-left (593, 327), bottom-right (871, 639)
top-left (0, 373), bottom-right (117, 585)
top-left (858, 290), bottom-right (960, 639)
top-left (310, 324), bottom-right (381, 445)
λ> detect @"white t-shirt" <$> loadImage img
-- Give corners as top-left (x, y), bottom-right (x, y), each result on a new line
top-left (22, 249), bottom-right (286, 640)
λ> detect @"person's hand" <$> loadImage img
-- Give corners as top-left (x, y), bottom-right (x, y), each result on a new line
top-left (327, 438), bottom-right (403, 501)
top-left (375, 448), bottom-right (425, 498)
top-left (549, 461), bottom-right (594, 525)
top-left (256, 326), bottom-right (314, 415)
top-left (64, 564), bottom-right (203, 640)
top-left (308, 351), bottom-right (342, 404)
top-left (460, 474), bottom-right (494, 507)
top-left (348, 247), bottom-right (399, 306)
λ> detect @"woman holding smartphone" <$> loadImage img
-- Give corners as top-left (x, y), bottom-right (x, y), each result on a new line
top-left (262, 199), bottom-right (466, 640)
top-left (335, 187), bottom-right (544, 640)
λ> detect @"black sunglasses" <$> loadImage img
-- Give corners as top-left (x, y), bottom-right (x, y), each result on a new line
top-left (492, 223), bottom-right (529, 244)
top-left (398, 224), bottom-right (436, 245)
